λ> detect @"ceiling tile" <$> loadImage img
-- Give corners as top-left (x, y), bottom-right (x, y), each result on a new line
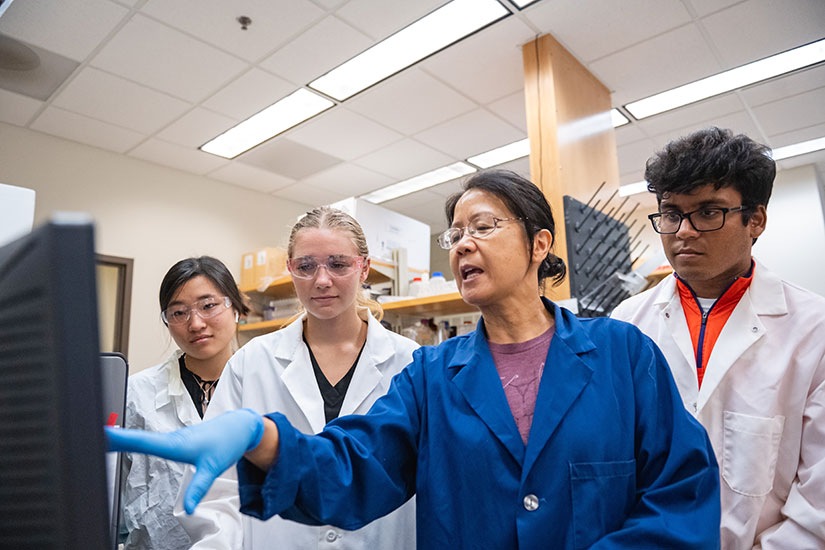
top-left (384, 197), bottom-right (442, 230)
top-left (353, 139), bottom-right (454, 180)
top-left (428, 177), bottom-right (465, 198)
top-left (238, 138), bottom-right (342, 179)
top-left (201, 68), bottom-right (295, 121)
top-left (287, 108), bottom-right (403, 160)
top-left (0, 0), bottom-right (128, 62)
top-left (768, 122), bottom-right (825, 148)
top-left (590, 23), bottom-right (721, 106)
top-left (208, 162), bottom-right (295, 193)
top-left (752, 87), bottom-right (825, 137)
top-left (525, 0), bottom-right (691, 63)
top-left (487, 91), bottom-right (527, 133)
top-left (0, 38), bottom-right (80, 102)
top-left (90, 15), bottom-right (247, 102)
top-left (272, 182), bottom-right (348, 206)
top-left (421, 17), bottom-right (536, 104)
top-left (414, 108), bottom-right (524, 159)
top-left (30, 106), bottom-right (145, 153)
top-left (620, 170), bottom-right (646, 186)
top-left (156, 108), bottom-right (237, 148)
top-left (347, 68), bottom-right (477, 135)
top-left (141, 0), bottom-right (324, 62)
top-left (301, 162), bottom-right (392, 196)
top-left (701, 0), bottom-right (825, 68)
top-left (312, 0), bottom-right (348, 9)
top-left (129, 138), bottom-right (229, 175)
top-left (682, 0), bottom-right (743, 17)
top-left (740, 65), bottom-right (825, 108)
top-left (651, 110), bottom-right (763, 149)
top-left (617, 138), bottom-right (659, 176)
top-left (635, 93), bottom-right (743, 137)
top-left (381, 189), bottom-right (443, 211)
top-left (0, 89), bottom-right (42, 126)
top-left (614, 123), bottom-right (647, 146)
top-left (51, 67), bottom-right (191, 134)
top-left (260, 16), bottom-right (373, 85)
top-left (336, 0), bottom-right (448, 40)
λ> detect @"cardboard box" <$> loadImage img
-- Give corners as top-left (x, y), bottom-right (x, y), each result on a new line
top-left (254, 247), bottom-right (287, 288)
top-left (240, 251), bottom-right (255, 289)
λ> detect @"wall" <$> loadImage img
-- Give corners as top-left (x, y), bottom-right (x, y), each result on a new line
top-left (754, 164), bottom-right (825, 297)
top-left (0, 122), bottom-right (308, 373)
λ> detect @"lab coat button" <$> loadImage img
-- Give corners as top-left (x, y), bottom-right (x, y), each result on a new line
top-left (325, 530), bottom-right (338, 542)
top-left (692, 402), bottom-right (697, 412)
top-left (665, 312), bottom-right (670, 318)
top-left (751, 326), bottom-right (758, 333)
top-left (523, 494), bottom-right (539, 511)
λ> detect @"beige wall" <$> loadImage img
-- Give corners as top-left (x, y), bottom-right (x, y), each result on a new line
top-left (0, 122), bottom-right (308, 373)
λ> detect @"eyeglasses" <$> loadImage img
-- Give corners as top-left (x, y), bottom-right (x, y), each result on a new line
top-left (287, 255), bottom-right (366, 279)
top-left (648, 206), bottom-right (750, 234)
top-left (437, 215), bottom-right (524, 250)
top-left (162, 296), bottom-right (232, 326)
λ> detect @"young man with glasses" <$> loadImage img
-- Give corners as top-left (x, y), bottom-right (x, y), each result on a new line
top-left (612, 127), bottom-right (825, 549)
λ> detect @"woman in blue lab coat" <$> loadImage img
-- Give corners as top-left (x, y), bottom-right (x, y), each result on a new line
top-left (109, 169), bottom-right (721, 549)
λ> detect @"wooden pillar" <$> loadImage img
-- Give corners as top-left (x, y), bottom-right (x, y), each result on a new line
top-left (522, 34), bottom-right (621, 300)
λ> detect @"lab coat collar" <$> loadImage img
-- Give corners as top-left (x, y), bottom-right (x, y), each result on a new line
top-left (276, 309), bottom-right (388, 432)
top-left (155, 349), bottom-right (200, 427)
top-left (447, 299), bottom-right (595, 470)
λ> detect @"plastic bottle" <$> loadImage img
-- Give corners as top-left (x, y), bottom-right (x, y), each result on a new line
top-left (409, 277), bottom-right (424, 298)
top-left (263, 300), bottom-right (277, 321)
top-left (429, 272), bottom-right (447, 295)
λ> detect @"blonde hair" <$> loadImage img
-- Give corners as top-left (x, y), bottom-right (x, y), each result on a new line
top-left (288, 206), bottom-right (383, 321)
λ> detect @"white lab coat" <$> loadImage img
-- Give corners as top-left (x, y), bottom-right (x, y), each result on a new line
top-left (122, 350), bottom-right (199, 550)
top-left (178, 311), bottom-right (419, 550)
top-left (612, 260), bottom-right (825, 550)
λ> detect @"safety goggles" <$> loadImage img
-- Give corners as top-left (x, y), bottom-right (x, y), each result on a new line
top-left (161, 296), bottom-right (231, 326)
top-left (287, 255), bottom-right (366, 279)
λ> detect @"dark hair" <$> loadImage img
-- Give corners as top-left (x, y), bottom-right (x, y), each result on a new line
top-left (645, 127), bottom-right (775, 222)
top-left (445, 169), bottom-right (566, 287)
top-left (159, 256), bottom-right (249, 318)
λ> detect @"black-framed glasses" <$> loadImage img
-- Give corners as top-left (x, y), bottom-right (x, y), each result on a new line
top-left (648, 206), bottom-right (750, 234)
top-left (287, 255), bottom-right (366, 280)
top-left (437, 215), bottom-right (524, 250)
top-left (162, 296), bottom-right (231, 326)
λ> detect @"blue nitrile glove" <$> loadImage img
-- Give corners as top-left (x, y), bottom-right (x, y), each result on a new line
top-left (106, 408), bottom-right (264, 514)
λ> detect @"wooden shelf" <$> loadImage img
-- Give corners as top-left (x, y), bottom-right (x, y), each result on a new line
top-left (239, 264), bottom-right (392, 299)
top-left (381, 292), bottom-right (477, 317)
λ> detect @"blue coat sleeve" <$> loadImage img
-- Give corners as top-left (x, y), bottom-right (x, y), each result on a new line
top-left (591, 331), bottom-right (721, 549)
top-left (236, 357), bottom-right (422, 529)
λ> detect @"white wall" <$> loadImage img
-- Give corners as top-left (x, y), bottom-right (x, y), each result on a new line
top-left (753, 164), bottom-right (825, 297)
top-left (0, 123), bottom-right (308, 372)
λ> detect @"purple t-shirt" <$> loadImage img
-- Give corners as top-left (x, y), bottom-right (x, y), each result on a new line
top-left (487, 325), bottom-right (555, 445)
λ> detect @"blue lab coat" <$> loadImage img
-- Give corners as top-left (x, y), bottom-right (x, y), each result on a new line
top-left (238, 300), bottom-right (720, 549)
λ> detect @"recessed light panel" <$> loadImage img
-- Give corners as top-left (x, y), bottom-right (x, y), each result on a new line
top-left (361, 162), bottom-right (476, 204)
top-left (771, 136), bottom-right (825, 161)
top-left (625, 39), bottom-right (825, 120)
top-left (200, 88), bottom-right (333, 159)
top-left (468, 138), bottom-right (530, 168)
top-left (309, 0), bottom-right (509, 101)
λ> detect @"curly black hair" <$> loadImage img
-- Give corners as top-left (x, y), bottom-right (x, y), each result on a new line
top-left (645, 127), bottom-right (775, 221)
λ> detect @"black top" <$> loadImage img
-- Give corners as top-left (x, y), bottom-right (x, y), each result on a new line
top-left (304, 336), bottom-right (366, 424)
top-left (179, 355), bottom-right (219, 419)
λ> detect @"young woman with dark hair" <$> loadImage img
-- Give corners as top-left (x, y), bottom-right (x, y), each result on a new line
top-left (122, 256), bottom-right (248, 550)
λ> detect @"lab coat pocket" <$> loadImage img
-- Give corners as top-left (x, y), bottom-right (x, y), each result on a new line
top-left (722, 411), bottom-right (784, 497)
top-left (570, 459), bottom-right (636, 549)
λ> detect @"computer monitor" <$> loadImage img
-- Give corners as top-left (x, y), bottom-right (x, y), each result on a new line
top-left (0, 219), bottom-right (110, 549)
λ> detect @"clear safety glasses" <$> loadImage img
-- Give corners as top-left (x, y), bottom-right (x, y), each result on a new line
top-left (162, 296), bottom-right (232, 326)
top-left (287, 255), bottom-right (366, 280)
top-left (437, 215), bottom-right (524, 250)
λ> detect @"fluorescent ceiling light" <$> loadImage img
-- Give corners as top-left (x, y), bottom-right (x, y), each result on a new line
top-left (625, 38), bottom-right (825, 119)
top-left (468, 138), bottom-right (530, 168)
top-left (361, 162), bottom-right (476, 204)
top-left (611, 108), bottom-right (629, 127)
top-left (309, 0), bottom-right (509, 101)
top-left (771, 136), bottom-right (825, 160)
top-left (511, 0), bottom-right (540, 7)
top-left (201, 88), bottom-right (333, 159)
top-left (618, 181), bottom-right (648, 197)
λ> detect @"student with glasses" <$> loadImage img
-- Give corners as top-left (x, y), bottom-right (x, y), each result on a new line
top-left (613, 127), bottom-right (825, 549)
top-left (109, 171), bottom-right (720, 549)
top-left (122, 256), bottom-right (249, 550)
top-left (177, 206), bottom-right (418, 550)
